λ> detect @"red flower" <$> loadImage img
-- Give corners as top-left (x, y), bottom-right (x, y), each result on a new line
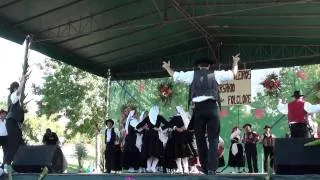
top-left (296, 70), bottom-right (307, 80)
top-left (255, 109), bottom-right (264, 119)
top-left (139, 84), bottom-right (145, 92)
top-left (220, 109), bottom-right (228, 118)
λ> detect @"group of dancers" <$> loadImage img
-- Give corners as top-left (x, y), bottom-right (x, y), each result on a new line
top-left (104, 105), bottom-right (226, 174)
top-left (104, 52), bottom-right (320, 175)
top-left (104, 103), bottom-right (279, 174)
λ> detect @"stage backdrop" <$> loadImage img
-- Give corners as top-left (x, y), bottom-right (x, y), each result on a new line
top-left (219, 69), bottom-right (251, 106)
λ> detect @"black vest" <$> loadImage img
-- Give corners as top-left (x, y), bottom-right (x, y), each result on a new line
top-left (6, 93), bottom-right (24, 123)
top-left (191, 69), bottom-right (219, 100)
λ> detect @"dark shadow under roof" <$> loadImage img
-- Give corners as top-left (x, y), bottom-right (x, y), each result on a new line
top-left (1, 0), bottom-right (320, 80)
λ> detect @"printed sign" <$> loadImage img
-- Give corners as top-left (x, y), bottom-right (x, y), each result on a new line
top-left (219, 69), bottom-right (251, 106)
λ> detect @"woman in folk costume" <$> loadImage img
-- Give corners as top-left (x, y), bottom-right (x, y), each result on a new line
top-left (136, 106), bottom-right (168, 172)
top-left (228, 127), bottom-right (245, 173)
top-left (122, 110), bottom-right (140, 172)
top-left (162, 106), bottom-right (193, 174)
top-left (218, 136), bottom-right (225, 168)
top-left (162, 123), bottom-right (177, 173)
top-left (135, 111), bottom-right (148, 173)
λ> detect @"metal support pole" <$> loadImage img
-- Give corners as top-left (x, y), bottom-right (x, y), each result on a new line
top-left (106, 69), bottom-right (111, 119)
top-left (98, 68), bottom-right (111, 172)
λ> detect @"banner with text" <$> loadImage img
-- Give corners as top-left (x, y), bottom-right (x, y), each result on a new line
top-left (219, 69), bottom-right (251, 106)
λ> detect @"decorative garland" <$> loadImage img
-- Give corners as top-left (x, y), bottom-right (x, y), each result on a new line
top-left (120, 103), bottom-right (137, 119)
top-left (158, 82), bottom-right (173, 104)
top-left (261, 73), bottom-right (280, 96)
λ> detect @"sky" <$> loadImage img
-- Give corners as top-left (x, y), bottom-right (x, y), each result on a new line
top-left (0, 37), bottom-right (280, 112)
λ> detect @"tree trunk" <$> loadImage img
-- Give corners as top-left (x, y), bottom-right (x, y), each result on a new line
top-left (20, 35), bottom-right (31, 110)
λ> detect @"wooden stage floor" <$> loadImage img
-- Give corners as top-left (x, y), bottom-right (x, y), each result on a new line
top-left (1, 173), bottom-right (320, 180)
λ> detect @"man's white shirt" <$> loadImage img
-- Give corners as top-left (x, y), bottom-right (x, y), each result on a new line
top-left (173, 70), bottom-right (234, 102)
top-left (0, 119), bottom-right (8, 136)
top-left (277, 102), bottom-right (320, 115)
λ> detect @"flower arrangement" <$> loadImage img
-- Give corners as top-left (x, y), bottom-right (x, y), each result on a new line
top-left (158, 82), bottom-right (173, 104)
top-left (261, 73), bottom-right (280, 96)
top-left (120, 103), bottom-right (137, 119)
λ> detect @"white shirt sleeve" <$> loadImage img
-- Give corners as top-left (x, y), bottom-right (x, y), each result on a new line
top-left (219, 136), bottom-right (224, 146)
top-left (277, 102), bottom-right (288, 115)
top-left (172, 71), bottom-right (194, 85)
top-left (214, 70), bottom-right (234, 84)
top-left (10, 91), bottom-right (20, 104)
top-left (304, 102), bottom-right (320, 113)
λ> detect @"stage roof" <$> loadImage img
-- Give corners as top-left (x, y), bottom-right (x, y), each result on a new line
top-left (1, 0), bottom-right (320, 80)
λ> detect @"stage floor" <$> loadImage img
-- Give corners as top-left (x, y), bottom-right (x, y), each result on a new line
top-left (1, 173), bottom-right (320, 180)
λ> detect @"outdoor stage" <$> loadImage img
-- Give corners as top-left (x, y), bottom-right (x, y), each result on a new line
top-left (2, 173), bottom-right (320, 180)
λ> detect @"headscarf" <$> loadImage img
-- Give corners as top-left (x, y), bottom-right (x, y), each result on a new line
top-left (149, 106), bottom-right (159, 125)
top-left (139, 111), bottom-right (145, 122)
top-left (176, 106), bottom-right (190, 129)
top-left (125, 110), bottom-right (135, 134)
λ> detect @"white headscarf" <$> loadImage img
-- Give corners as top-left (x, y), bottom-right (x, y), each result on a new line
top-left (149, 106), bottom-right (159, 125)
top-left (125, 110), bottom-right (135, 134)
top-left (230, 128), bottom-right (241, 155)
top-left (176, 106), bottom-right (190, 129)
top-left (139, 111), bottom-right (145, 122)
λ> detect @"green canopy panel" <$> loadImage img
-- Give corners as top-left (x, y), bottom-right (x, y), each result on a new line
top-left (1, 0), bottom-right (320, 80)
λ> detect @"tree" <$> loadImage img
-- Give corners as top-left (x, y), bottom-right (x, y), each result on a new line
top-left (22, 113), bottom-right (64, 144)
top-left (34, 59), bottom-right (107, 140)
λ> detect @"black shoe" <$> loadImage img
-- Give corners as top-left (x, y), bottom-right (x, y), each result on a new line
top-left (196, 166), bottom-right (207, 174)
top-left (207, 170), bottom-right (217, 175)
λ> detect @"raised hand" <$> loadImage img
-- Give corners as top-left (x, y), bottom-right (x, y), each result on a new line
top-left (232, 53), bottom-right (240, 64)
top-left (162, 61), bottom-right (170, 70)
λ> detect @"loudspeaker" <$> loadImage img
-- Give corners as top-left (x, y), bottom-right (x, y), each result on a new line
top-left (12, 145), bottom-right (67, 173)
top-left (274, 138), bottom-right (320, 174)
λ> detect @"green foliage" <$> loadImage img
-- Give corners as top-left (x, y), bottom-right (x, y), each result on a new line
top-left (22, 113), bottom-right (64, 144)
top-left (0, 99), bottom-right (7, 111)
top-left (34, 59), bottom-right (107, 140)
top-left (75, 144), bottom-right (88, 169)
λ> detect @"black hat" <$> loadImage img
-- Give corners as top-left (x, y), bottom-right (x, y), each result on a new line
top-left (194, 57), bottom-right (214, 66)
top-left (292, 90), bottom-right (304, 98)
top-left (105, 119), bottom-right (114, 126)
top-left (8, 81), bottom-right (19, 90)
top-left (264, 125), bottom-right (271, 129)
top-left (243, 123), bottom-right (252, 128)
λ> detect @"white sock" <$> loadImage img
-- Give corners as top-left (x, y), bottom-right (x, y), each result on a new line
top-left (175, 158), bottom-right (183, 173)
top-left (151, 158), bottom-right (159, 172)
top-left (147, 158), bottom-right (152, 171)
top-left (182, 157), bottom-right (189, 174)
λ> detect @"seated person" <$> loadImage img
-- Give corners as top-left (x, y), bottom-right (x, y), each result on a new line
top-left (42, 128), bottom-right (60, 145)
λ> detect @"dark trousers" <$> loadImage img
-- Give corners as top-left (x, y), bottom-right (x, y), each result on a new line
top-left (263, 146), bottom-right (274, 172)
top-left (289, 123), bottom-right (310, 138)
top-left (105, 143), bottom-right (115, 173)
top-left (245, 143), bottom-right (258, 173)
top-left (0, 136), bottom-right (8, 165)
top-left (194, 100), bottom-right (220, 172)
top-left (5, 119), bottom-right (24, 164)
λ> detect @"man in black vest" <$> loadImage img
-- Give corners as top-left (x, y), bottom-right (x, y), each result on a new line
top-left (5, 75), bottom-right (27, 165)
top-left (105, 119), bottom-right (116, 173)
top-left (162, 54), bottom-right (239, 175)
